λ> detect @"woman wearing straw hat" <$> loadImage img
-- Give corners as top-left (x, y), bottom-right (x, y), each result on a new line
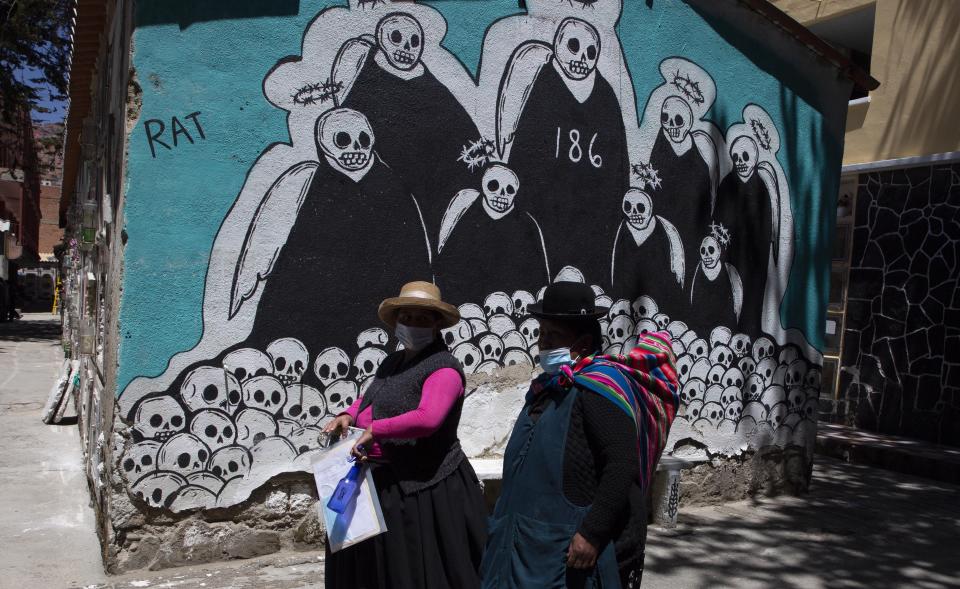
top-left (323, 280), bottom-right (487, 589)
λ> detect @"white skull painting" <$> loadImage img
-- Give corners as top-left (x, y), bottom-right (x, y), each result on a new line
top-left (502, 348), bottom-right (533, 368)
top-left (607, 315), bottom-right (634, 344)
top-left (134, 396), bottom-right (187, 442)
top-left (121, 441), bottom-right (161, 482)
top-left (266, 338), bottom-right (309, 385)
top-left (700, 236), bottom-right (721, 270)
top-left (622, 189), bottom-right (653, 231)
top-left (443, 319), bottom-right (473, 348)
top-left (661, 96), bottom-right (693, 143)
top-left (157, 433), bottom-right (211, 475)
top-left (553, 17), bottom-right (600, 81)
top-left (234, 408), bottom-right (278, 447)
top-left (481, 165), bottom-right (519, 218)
top-left (487, 314), bottom-right (517, 337)
top-left (376, 13), bottom-right (424, 71)
top-left (315, 108), bottom-right (375, 172)
top-left (222, 348), bottom-right (273, 384)
top-left (484, 291), bottom-right (515, 317)
top-left (180, 366), bottom-right (240, 413)
top-left (752, 337), bottom-right (775, 362)
top-left (314, 347), bottom-right (351, 387)
top-left (512, 290), bottom-right (535, 317)
top-left (132, 472), bottom-right (187, 509)
top-left (731, 135), bottom-right (759, 180)
top-left (479, 333), bottom-right (505, 361)
top-left (357, 328), bottom-right (389, 349)
top-left (287, 426), bottom-right (324, 455)
top-left (501, 330), bottom-right (528, 351)
top-left (354, 347), bottom-right (387, 381)
top-left (631, 295), bottom-right (658, 321)
top-left (283, 384), bottom-right (327, 428)
top-left (242, 375), bottom-right (287, 412)
top-left (325, 380), bottom-right (358, 413)
top-left (453, 342), bottom-right (483, 373)
top-left (519, 318), bottom-right (540, 347)
top-left (709, 344), bottom-right (734, 367)
top-left (209, 445), bottom-right (252, 481)
top-left (709, 326), bottom-right (732, 349)
top-left (189, 409), bottom-right (237, 451)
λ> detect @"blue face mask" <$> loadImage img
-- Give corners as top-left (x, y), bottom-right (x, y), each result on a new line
top-left (539, 347), bottom-right (573, 375)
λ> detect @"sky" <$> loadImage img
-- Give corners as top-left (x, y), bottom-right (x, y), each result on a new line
top-left (15, 66), bottom-right (67, 124)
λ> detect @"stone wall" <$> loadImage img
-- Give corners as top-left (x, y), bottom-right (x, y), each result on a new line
top-left (829, 163), bottom-right (960, 446)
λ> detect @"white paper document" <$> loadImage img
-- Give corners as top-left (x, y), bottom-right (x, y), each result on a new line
top-left (311, 429), bottom-right (388, 553)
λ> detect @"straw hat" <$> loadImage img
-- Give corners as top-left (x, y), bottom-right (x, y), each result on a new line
top-left (377, 281), bottom-right (460, 329)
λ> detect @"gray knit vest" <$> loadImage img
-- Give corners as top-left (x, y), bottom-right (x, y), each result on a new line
top-left (359, 340), bottom-right (466, 494)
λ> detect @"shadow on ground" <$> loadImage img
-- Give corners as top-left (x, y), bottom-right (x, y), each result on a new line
top-left (645, 456), bottom-right (960, 588)
top-left (0, 315), bottom-right (63, 346)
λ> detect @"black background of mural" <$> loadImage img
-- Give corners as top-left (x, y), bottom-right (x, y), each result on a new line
top-left (648, 129), bottom-right (710, 293)
top-left (341, 51), bottom-right (479, 243)
top-left (507, 63), bottom-right (629, 288)
top-left (715, 168), bottom-right (774, 336)
top-left (830, 163), bottom-right (960, 446)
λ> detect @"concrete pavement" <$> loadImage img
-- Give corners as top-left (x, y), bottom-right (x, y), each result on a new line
top-left (0, 313), bottom-right (109, 587)
top-left (643, 456), bottom-right (960, 589)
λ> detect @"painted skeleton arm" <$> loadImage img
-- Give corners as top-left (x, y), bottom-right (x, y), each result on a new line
top-left (437, 189), bottom-right (480, 253)
top-left (692, 130), bottom-right (720, 212)
top-left (495, 41), bottom-right (553, 161)
top-left (330, 35), bottom-right (376, 105)
top-left (658, 215), bottom-right (685, 288)
top-left (229, 161), bottom-right (319, 318)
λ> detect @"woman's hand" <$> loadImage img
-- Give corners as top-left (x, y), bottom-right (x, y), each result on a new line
top-left (322, 414), bottom-right (354, 440)
top-left (566, 532), bottom-right (598, 569)
top-left (351, 427), bottom-right (375, 462)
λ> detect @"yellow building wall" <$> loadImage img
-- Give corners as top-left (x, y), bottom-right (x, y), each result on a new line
top-left (774, 0), bottom-right (960, 165)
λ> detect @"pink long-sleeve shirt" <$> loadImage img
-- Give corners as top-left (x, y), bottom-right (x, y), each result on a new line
top-left (341, 367), bottom-right (464, 458)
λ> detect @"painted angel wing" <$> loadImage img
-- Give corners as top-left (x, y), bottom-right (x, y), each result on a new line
top-left (437, 189), bottom-right (480, 253)
top-left (692, 129), bottom-right (719, 210)
top-left (330, 35), bottom-right (375, 104)
top-left (756, 161), bottom-right (781, 251)
top-left (657, 215), bottom-right (686, 288)
top-left (727, 263), bottom-right (744, 320)
top-left (496, 41), bottom-right (553, 161)
top-left (229, 161), bottom-right (319, 318)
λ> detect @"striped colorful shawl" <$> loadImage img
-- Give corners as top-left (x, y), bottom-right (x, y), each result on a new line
top-left (541, 331), bottom-right (681, 490)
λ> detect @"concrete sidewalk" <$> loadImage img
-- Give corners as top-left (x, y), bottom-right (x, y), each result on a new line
top-left (817, 421), bottom-right (960, 484)
top-left (643, 456), bottom-right (960, 589)
top-left (0, 313), bottom-right (110, 587)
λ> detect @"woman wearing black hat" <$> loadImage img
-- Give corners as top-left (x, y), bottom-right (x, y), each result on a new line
top-left (480, 281), bottom-right (680, 589)
top-left (322, 281), bottom-right (488, 589)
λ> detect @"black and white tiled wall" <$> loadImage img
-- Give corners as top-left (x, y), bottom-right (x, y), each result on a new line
top-left (831, 163), bottom-right (960, 446)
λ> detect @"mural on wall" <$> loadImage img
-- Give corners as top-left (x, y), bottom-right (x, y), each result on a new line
top-left (118, 0), bottom-right (829, 511)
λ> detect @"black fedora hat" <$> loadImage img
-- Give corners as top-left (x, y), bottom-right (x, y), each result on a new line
top-left (528, 281), bottom-right (608, 319)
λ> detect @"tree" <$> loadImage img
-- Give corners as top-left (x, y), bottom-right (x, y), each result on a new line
top-left (0, 0), bottom-right (73, 123)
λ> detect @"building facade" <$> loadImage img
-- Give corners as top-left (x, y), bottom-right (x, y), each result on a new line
top-left (61, 0), bottom-right (863, 571)
top-left (0, 102), bottom-right (42, 319)
top-left (774, 0), bottom-right (960, 446)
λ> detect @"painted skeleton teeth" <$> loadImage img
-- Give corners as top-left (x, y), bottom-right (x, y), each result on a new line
top-left (393, 50), bottom-right (415, 64)
top-left (667, 126), bottom-right (683, 139)
top-left (492, 196), bottom-right (511, 211)
top-left (568, 60), bottom-right (590, 76)
top-left (629, 214), bottom-right (645, 225)
top-left (338, 152), bottom-right (368, 167)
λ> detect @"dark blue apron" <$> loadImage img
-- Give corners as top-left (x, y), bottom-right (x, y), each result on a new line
top-left (480, 381), bottom-right (622, 589)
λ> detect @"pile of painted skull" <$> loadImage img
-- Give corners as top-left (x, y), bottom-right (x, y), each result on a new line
top-left (122, 285), bottom-right (821, 510)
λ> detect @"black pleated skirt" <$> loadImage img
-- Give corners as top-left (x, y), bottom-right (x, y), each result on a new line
top-left (325, 458), bottom-right (488, 589)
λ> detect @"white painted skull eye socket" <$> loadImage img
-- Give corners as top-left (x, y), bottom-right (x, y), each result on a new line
top-left (334, 132), bottom-right (351, 148)
top-left (390, 30), bottom-right (402, 43)
top-left (358, 132), bottom-right (371, 148)
top-left (488, 179), bottom-right (499, 192)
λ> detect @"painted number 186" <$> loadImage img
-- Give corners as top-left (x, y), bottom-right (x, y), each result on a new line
top-left (555, 127), bottom-right (602, 168)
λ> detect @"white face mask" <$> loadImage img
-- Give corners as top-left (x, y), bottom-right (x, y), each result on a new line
top-left (395, 323), bottom-right (435, 352)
